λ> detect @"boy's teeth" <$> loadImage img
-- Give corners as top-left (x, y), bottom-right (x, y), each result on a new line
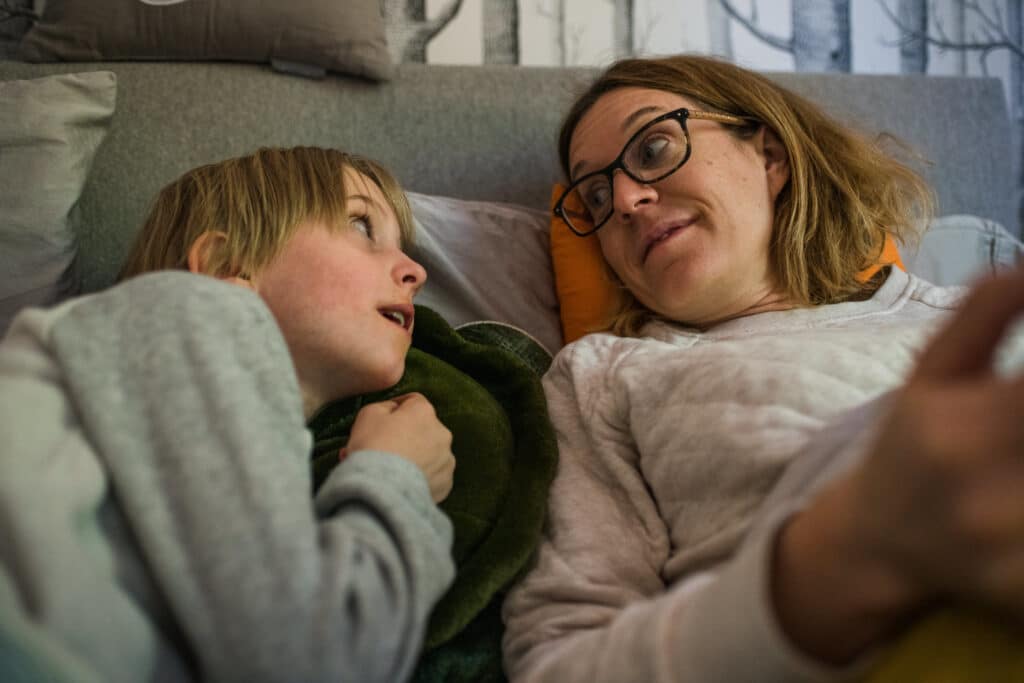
top-left (384, 311), bottom-right (405, 327)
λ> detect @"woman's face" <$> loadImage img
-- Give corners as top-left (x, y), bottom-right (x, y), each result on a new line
top-left (568, 87), bottom-right (792, 328)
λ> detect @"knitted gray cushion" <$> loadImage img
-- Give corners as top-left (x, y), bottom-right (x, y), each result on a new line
top-left (18, 0), bottom-right (393, 81)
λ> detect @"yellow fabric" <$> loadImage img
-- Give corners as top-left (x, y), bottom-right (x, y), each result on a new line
top-left (864, 606), bottom-right (1024, 683)
top-left (549, 183), bottom-right (906, 344)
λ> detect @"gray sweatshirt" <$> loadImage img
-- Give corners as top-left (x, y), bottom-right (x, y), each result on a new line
top-left (0, 272), bottom-right (454, 683)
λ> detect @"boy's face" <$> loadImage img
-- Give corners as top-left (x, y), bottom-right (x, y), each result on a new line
top-left (251, 169), bottom-right (426, 416)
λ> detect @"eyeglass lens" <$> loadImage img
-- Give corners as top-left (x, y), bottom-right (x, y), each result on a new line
top-left (562, 116), bottom-right (690, 235)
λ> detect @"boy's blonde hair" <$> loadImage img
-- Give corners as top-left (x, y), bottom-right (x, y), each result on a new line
top-left (119, 146), bottom-right (415, 280)
top-left (559, 55), bottom-right (935, 337)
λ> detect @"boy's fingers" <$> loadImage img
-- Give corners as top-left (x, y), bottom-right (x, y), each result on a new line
top-left (914, 267), bottom-right (1024, 382)
top-left (358, 399), bottom-right (402, 417)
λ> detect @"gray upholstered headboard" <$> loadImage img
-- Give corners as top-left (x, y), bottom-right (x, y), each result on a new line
top-left (0, 60), bottom-right (1015, 293)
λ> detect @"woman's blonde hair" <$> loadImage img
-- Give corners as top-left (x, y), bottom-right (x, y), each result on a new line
top-left (559, 54), bottom-right (935, 337)
top-left (119, 146), bottom-right (414, 281)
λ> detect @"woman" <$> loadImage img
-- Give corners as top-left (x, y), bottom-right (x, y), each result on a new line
top-left (502, 55), bottom-right (1024, 681)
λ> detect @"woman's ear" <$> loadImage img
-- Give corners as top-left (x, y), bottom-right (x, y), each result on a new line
top-left (759, 126), bottom-right (790, 201)
top-left (187, 231), bottom-right (254, 289)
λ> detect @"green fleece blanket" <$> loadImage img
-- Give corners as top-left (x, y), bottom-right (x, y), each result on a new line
top-left (308, 306), bottom-right (558, 682)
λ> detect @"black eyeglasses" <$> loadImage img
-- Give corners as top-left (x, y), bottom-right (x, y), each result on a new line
top-left (554, 108), bottom-right (752, 237)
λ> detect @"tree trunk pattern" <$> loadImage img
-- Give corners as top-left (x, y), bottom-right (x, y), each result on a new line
top-left (1009, 0), bottom-right (1024, 228)
top-left (791, 0), bottom-right (850, 72)
top-left (484, 0), bottom-right (519, 64)
top-left (612, 0), bottom-right (634, 58)
top-left (536, 0), bottom-right (566, 65)
top-left (898, 0), bottom-right (928, 73)
top-left (707, 0), bottom-right (733, 59)
top-left (381, 0), bottom-right (464, 63)
top-left (951, 0), bottom-right (967, 74)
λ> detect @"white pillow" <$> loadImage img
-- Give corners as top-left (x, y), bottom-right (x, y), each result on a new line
top-left (405, 192), bottom-right (562, 354)
top-left (0, 71), bottom-right (117, 336)
top-left (903, 215), bottom-right (1023, 287)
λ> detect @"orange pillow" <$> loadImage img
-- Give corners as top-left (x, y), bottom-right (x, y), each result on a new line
top-left (550, 184), bottom-right (617, 344)
top-left (858, 234), bottom-right (905, 282)
top-left (549, 183), bottom-right (905, 344)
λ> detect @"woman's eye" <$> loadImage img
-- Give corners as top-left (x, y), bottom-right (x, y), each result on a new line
top-left (351, 215), bottom-right (374, 240)
top-left (639, 136), bottom-right (669, 166)
top-left (582, 182), bottom-right (610, 213)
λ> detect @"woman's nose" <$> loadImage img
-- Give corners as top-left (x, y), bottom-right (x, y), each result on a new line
top-left (611, 170), bottom-right (657, 219)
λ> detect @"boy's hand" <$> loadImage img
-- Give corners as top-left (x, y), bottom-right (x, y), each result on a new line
top-left (346, 393), bottom-right (455, 503)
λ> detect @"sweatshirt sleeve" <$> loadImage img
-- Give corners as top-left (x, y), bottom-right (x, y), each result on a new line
top-left (502, 339), bottom-right (862, 683)
top-left (47, 272), bottom-right (454, 683)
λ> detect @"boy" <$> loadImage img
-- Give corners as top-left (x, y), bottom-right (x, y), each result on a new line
top-left (0, 147), bottom-right (456, 682)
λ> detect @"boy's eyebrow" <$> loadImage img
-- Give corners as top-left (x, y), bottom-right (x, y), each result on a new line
top-left (346, 193), bottom-right (378, 208)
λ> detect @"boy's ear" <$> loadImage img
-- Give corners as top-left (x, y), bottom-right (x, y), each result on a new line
top-left (187, 231), bottom-right (254, 289)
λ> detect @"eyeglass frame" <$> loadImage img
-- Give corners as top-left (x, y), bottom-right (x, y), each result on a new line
top-left (553, 108), bottom-right (754, 237)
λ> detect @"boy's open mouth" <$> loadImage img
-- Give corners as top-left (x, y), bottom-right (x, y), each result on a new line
top-left (379, 305), bottom-right (414, 331)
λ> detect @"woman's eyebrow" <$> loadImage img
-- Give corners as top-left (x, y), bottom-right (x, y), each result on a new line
top-left (621, 105), bottom-right (665, 133)
top-left (570, 105), bottom-right (668, 179)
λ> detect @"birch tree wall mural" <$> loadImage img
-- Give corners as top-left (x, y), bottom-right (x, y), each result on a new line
top-left (720, 0), bottom-right (852, 71)
top-left (1, 0), bottom-right (1018, 226)
top-left (535, 0), bottom-right (566, 65)
top-left (403, 0), bottom-right (1017, 232)
top-left (381, 0), bottom-right (465, 63)
top-left (611, 0), bottom-right (634, 58)
top-left (897, 0), bottom-right (928, 72)
top-left (879, 0), bottom-right (1023, 236)
top-left (484, 0), bottom-right (519, 63)
top-left (707, 0), bottom-right (734, 59)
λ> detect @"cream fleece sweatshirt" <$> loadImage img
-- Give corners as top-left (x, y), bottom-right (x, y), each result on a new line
top-left (503, 268), bottom-right (964, 682)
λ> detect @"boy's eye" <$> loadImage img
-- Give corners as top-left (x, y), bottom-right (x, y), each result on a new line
top-left (351, 215), bottom-right (374, 240)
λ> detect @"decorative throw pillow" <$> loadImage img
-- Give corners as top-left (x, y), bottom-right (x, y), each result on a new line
top-left (406, 192), bottom-right (563, 355)
top-left (902, 214), bottom-right (1023, 287)
top-left (18, 0), bottom-right (393, 81)
top-left (548, 184), bottom-right (617, 344)
top-left (0, 71), bottom-right (117, 337)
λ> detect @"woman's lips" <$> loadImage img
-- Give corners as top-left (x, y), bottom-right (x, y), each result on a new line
top-left (642, 219), bottom-right (696, 263)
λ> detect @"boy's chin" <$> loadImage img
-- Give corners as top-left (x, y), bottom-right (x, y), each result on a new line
top-left (368, 362), bottom-right (407, 392)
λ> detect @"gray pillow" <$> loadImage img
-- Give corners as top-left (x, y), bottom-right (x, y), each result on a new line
top-left (18, 0), bottom-right (392, 81)
top-left (903, 214), bottom-right (1023, 287)
top-left (406, 192), bottom-right (563, 354)
top-left (0, 70), bottom-right (116, 336)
